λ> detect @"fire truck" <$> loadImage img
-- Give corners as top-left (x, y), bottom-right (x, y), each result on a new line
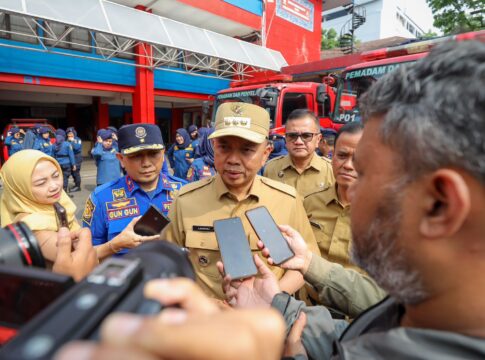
top-left (332, 30), bottom-right (485, 127)
top-left (213, 30), bottom-right (484, 134)
top-left (213, 74), bottom-right (338, 134)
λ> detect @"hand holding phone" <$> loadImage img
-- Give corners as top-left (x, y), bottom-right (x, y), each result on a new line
top-left (54, 202), bottom-right (69, 229)
top-left (214, 217), bottom-right (257, 280)
top-left (133, 205), bottom-right (170, 236)
top-left (245, 206), bottom-right (294, 265)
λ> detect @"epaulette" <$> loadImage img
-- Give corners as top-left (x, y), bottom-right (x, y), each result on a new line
top-left (322, 156), bottom-right (332, 163)
top-left (265, 155), bottom-right (286, 166)
top-left (178, 176), bottom-right (214, 196)
top-left (259, 176), bottom-right (297, 198)
top-left (303, 184), bottom-right (331, 199)
top-left (92, 178), bottom-right (120, 196)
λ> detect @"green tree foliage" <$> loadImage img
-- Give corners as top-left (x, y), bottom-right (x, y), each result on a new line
top-left (426, 0), bottom-right (484, 34)
top-left (421, 29), bottom-right (439, 38)
top-left (321, 28), bottom-right (339, 50)
top-left (321, 28), bottom-right (361, 52)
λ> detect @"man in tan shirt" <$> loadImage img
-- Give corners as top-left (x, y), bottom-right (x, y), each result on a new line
top-left (304, 122), bottom-right (364, 269)
top-left (164, 102), bottom-right (320, 300)
top-left (263, 109), bottom-right (334, 198)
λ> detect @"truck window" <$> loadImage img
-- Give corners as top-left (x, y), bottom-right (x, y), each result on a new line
top-left (334, 61), bottom-right (414, 124)
top-left (281, 93), bottom-right (309, 125)
top-left (213, 88), bottom-right (277, 126)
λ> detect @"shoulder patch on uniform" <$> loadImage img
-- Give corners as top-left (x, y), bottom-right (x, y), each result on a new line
top-left (82, 197), bottom-right (95, 226)
top-left (260, 177), bottom-right (297, 198)
top-left (265, 155), bottom-right (286, 166)
top-left (314, 155), bottom-right (333, 170)
top-left (178, 176), bottom-right (214, 196)
top-left (186, 167), bottom-right (194, 180)
top-left (112, 188), bottom-right (127, 200)
top-left (166, 174), bottom-right (188, 186)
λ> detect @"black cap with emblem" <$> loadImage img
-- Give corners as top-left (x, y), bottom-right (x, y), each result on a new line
top-left (118, 124), bottom-right (165, 155)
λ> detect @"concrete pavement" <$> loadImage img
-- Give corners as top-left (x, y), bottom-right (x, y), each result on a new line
top-left (68, 158), bottom-right (98, 221)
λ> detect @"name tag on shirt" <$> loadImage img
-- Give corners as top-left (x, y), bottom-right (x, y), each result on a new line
top-left (192, 225), bottom-right (214, 232)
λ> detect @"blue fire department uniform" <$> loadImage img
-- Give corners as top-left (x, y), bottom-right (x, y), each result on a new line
top-left (186, 158), bottom-right (216, 182)
top-left (5, 131), bottom-right (24, 156)
top-left (83, 172), bottom-right (186, 255)
top-left (35, 138), bottom-right (55, 157)
top-left (35, 128), bottom-right (55, 157)
top-left (66, 127), bottom-right (83, 189)
top-left (83, 123), bottom-right (187, 255)
top-left (54, 137), bottom-right (76, 191)
top-left (91, 142), bottom-right (121, 186)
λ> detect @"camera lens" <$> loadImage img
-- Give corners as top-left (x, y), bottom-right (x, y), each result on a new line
top-left (0, 222), bottom-right (45, 268)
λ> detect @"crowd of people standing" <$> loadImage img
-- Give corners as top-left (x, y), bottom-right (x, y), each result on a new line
top-left (0, 40), bottom-right (484, 360)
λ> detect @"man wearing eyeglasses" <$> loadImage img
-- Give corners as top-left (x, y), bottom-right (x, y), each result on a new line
top-left (263, 109), bottom-right (334, 198)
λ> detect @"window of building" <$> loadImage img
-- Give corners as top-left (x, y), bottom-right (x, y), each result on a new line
top-left (0, 13), bottom-right (38, 44)
top-left (185, 52), bottom-right (220, 74)
top-left (407, 23), bottom-right (416, 35)
top-left (153, 46), bottom-right (179, 68)
top-left (395, 12), bottom-right (405, 26)
top-left (323, 9), bottom-right (349, 22)
top-left (94, 33), bottom-right (135, 59)
top-left (44, 21), bottom-right (91, 52)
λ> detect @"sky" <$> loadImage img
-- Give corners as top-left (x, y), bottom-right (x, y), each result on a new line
top-left (396, 0), bottom-right (440, 34)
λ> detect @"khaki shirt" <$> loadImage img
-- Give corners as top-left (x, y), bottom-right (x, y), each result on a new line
top-left (164, 174), bottom-right (320, 300)
top-left (304, 253), bottom-right (386, 318)
top-left (303, 183), bottom-right (359, 271)
top-left (263, 154), bottom-right (334, 198)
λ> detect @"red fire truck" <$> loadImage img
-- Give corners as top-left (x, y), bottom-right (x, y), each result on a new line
top-left (332, 30), bottom-right (485, 127)
top-left (213, 74), bottom-right (338, 134)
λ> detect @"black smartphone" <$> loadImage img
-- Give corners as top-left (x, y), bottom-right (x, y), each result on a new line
top-left (213, 217), bottom-right (257, 280)
top-left (54, 202), bottom-right (68, 228)
top-left (133, 205), bottom-right (170, 236)
top-left (245, 206), bottom-right (294, 265)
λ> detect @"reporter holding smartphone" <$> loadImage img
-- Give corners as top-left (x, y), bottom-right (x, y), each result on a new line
top-left (53, 227), bottom-right (98, 281)
top-left (227, 224), bottom-right (386, 318)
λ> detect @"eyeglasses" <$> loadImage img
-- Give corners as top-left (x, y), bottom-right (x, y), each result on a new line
top-left (285, 132), bottom-right (319, 143)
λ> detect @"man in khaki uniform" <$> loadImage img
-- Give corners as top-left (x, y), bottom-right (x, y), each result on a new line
top-left (304, 122), bottom-right (364, 270)
top-left (263, 109), bottom-right (334, 198)
top-left (164, 102), bottom-right (320, 300)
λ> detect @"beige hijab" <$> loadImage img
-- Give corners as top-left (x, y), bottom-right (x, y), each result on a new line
top-left (0, 150), bottom-right (80, 231)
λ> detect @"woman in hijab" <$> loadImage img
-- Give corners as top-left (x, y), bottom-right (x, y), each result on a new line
top-left (166, 128), bottom-right (195, 179)
top-left (194, 127), bottom-right (211, 159)
top-left (186, 128), bottom-right (216, 182)
top-left (0, 150), bottom-right (97, 278)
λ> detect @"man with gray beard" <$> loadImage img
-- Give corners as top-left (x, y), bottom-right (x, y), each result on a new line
top-left (219, 39), bottom-right (485, 359)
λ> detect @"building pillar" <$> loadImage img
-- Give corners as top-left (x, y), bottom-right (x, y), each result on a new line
top-left (94, 97), bottom-right (109, 130)
top-left (171, 108), bottom-right (183, 141)
top-left (132, 5), bottom-right (155, 124)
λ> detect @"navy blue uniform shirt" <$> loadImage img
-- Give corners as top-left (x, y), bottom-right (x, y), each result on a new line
top-left (82, 172), bottom-right (187, 255)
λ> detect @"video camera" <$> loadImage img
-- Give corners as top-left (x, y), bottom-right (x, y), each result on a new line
top-left (0, 223), bottom-right (195, 360)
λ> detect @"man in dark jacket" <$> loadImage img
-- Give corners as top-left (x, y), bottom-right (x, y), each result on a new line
top-left (220, 40), bottom-right (485, 359)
